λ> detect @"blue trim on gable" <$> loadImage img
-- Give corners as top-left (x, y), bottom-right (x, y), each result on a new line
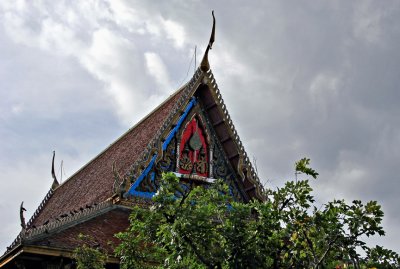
top-left (127, 97), bottom-right (197, 199)
top-left (127, 154), bottom-right (157, 198)
top-left (162, 97), bottom-right (197, 151)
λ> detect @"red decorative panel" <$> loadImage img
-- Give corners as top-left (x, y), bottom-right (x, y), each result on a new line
top-left (178, 117), bottom-right (209, 177)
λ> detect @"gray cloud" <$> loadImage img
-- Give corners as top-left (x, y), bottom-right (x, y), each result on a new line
top-left (1, 0), bottom-right (399, 253)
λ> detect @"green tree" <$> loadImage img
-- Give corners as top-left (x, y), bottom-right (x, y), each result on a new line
top-left (73, 234), bottom-right (107, 269)
top-left (364, 246), bottom-right (400, 268)
top-left (115, 159), bottom-right (399, 269)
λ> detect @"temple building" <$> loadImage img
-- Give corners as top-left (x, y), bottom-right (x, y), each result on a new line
top-left (0, 13), bottom-right (264, 269)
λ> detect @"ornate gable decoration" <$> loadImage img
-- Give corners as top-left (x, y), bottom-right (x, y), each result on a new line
top-left (113, 11), bottom-right (265, 203)
top-left (116, 69), bottom-right (265, 202)
top-left (178, 115), bottom-right (209, 177)
top-left (124, 94), bottom-right (246, 201)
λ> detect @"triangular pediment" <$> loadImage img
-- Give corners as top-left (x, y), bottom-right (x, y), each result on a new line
top-left (121, 69), bottom-right (265, 202)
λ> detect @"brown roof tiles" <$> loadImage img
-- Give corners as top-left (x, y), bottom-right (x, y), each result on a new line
top-left (32, 207), bottom-right (130, 254)
top-left (30, 89), bottom-right (184, 227)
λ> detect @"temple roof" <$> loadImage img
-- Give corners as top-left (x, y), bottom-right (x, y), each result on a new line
top-left (31, 207), bottom-right (130, 255)
top-left (1, 13), bottom-right (266, 267)
top-left (28, 88), bottom-right (185, 228)
top-left (1, 68), bottom-right (265, 266)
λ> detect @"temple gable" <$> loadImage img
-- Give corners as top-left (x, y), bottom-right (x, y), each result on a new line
top-left (126, 95), bottom-right (249, 202)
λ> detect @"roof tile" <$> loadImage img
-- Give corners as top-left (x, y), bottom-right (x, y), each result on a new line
top-left (30, 90), bottom-right (184, 227)
top-left (32, 208), bottom-right (130, 254)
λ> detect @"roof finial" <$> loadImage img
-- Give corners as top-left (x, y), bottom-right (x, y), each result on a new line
top-left (200, 11), bottom-right (216, 72)
top-left (51, 151), bottom-right (59, 190)
top-left (20, 201), bottom-right (27, 230)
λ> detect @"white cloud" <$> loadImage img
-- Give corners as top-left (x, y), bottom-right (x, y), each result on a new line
top-left (2, 10), bottom-right (37, 46)
top-left (108, 0), bottom-right (144, 33)
top-left (80, 28), bottom-right (148, 125)
top-left (107, 0), bottom-right (187, 48)
top-left (39, 18), bottom-right (83, 56)
top-left (144, 52), bottom-right (172, 95)
top-left (0, 0), bottom-right (192, 126)
top-left (163, 19), bottom-right (186, 48)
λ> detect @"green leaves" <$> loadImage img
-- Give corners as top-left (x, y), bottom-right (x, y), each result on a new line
top-left (295, 158), bottom-right (319, 179)
top-left (73, 234), bottom-right (107, 269)
top-left (115, 161), bottom-right (398, 269)
top-left (365, 245), bottom-right (400, 268)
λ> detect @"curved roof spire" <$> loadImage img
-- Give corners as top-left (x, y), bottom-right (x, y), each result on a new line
top-left (51, 151), bottom-right (59, 190)
top-left (200, 11), bottom-right (216, 72)
top-left (19, 201), bottom-right (26, 230)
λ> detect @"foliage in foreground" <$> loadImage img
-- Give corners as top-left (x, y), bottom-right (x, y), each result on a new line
top-left (115, 158), bottom-right (400, 269)
top-left (73, 234), bottom-right (107, 269)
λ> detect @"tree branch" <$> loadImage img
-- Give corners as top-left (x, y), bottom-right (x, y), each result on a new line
top-left (315, 235), bottom-right (339, 268)
top-left (182, 234), bottom-right (215, 269)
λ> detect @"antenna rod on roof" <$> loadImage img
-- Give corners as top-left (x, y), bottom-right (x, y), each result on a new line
top-left (200, 10), bottom-right (216, 72)
top-left (194, 45), bottom-right (197, 74)
top-left (60, 160), bottom-right (64, 184)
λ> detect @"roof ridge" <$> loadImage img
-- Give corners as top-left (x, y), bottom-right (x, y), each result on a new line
top-left (2, 196), bottom-right (153, 258)
top-left (25, 200), bottom-right (113, 242)
top-left (125, 68), bottom-right (204, 180)
top-left (26, 188), bottom-right (54, 229)
top-left (52, 83), bottom-right (189, 192)
top-left (1, 200), bottom-right (113, 258)
top-left (204, 70), bottom-right (265, 198)
top-left (2, 232), bottom-right (23, 257)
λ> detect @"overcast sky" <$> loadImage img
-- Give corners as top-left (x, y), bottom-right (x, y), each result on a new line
top-left (1, 0), bottom-right (399, 254)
